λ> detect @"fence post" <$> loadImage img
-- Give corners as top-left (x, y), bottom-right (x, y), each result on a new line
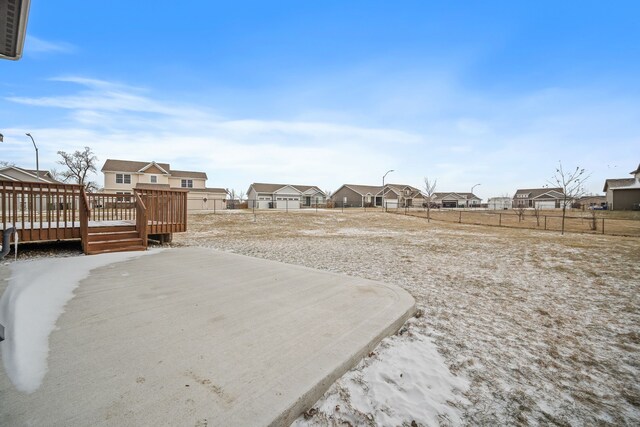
top-left (499, 213), bottom-right (502, 227)
top-left (544, 216), bottom-right (547, 230)
top-left (286, 199), bottom-right (288, 213)
top-left (602, 218), bottom-right (605, 234)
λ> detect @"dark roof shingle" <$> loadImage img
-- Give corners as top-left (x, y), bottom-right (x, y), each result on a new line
top-left (102, 159), bottom-right (171, 174)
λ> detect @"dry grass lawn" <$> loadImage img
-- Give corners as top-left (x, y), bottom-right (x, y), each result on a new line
top-left (173, 209), bottom-right (640, 425)
top-left (397, 207), bottom-right (640, 237)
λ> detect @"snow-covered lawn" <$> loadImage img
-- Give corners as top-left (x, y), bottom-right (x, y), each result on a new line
top-left (173, 210), bottom-right (640, 426)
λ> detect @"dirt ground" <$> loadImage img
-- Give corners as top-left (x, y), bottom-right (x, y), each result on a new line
top-left (172, 209), bottom-right (640, 426)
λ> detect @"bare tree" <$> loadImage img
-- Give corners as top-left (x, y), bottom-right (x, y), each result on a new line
top-left (549, 161), bottom-right (590, 235)
top-left (514, 206), bottom-right (526, 222)
top-left (588, 209), bottom-right (598, 231)
top-left (57, 147), bottom-right (98, 191)
top-left (533, 206), bottom-right (542, 226)
top-left (0, 160), bottom-right (15, 167)
top-left (238, 190), bottom-right (245, 201)
top-left (423, 177), bottom-right (437, 222)
top-left (49, 167), bottom-right (64, 182)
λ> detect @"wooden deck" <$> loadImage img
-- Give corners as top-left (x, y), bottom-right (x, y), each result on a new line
top-left (1, 181), bottom-right (188, 254)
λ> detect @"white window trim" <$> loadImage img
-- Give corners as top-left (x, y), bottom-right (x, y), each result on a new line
top-left (116, 173), bottom-right (131, 184)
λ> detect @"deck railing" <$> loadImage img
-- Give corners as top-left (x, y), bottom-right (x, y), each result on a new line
top-left (0, 180), bottom-right (84, 242)
top-left (1, 180), bottom-right (188, 246)
top-left (87, 193), bottom-right (137, 222)
top-left (136, 188), bottom-right (188, 234)
top-left (135, 192), bottom-right (148, 244)
top-left (79, 189), bottom-right (90, 252)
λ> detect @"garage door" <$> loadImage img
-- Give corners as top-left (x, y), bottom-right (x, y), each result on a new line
top-left (535, 201), bottom-right (556, 209)
top-left (187, 197), bottom-right (205, 211)
top-left (276, 199), bottom-right (300, 209)
top-left (384, 200), bottom-right (398, 209)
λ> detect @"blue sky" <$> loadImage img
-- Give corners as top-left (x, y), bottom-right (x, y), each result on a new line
top-left (1, 1), bottom-right (639, 198)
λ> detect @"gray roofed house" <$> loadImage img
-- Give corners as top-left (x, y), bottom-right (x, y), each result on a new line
top-left (512, 187), bottom-right (564, 209)
top-left (332, 183), bottom-right (424, 208)
top-left (246, 183), bottom-right (327, 209)
top-left (431, 192), bottom-right (482, 208)
top-left (0, 166), bottom-right (61, 183)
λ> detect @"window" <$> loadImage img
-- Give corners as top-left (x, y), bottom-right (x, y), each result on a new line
top-left (150, 175), bottom-right (157, 183)
top-left (116, 173), bottom-right (131, 184)
top-left (181, 179), bottom-right (193, 188)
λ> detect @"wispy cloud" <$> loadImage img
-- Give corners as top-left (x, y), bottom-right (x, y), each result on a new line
top-left (3, 77), bottom-right (425, 191)
top-left (3, 75), bottom-right (639, 197)
top-left (26, 36), bottom-right (77, 55)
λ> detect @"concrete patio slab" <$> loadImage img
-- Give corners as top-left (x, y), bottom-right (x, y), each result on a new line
top-left (0, 247), bottom-right (415, 426)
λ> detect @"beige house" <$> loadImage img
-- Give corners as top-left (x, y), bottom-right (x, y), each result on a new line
top-left (432, 192), bottom-right (482, 208)
top-left (383, 184), bottom-right (424, 208)
top-left (246, 183), bottom-right (326, 209)
top-left (101, 159), bottom-right (227, 211)
top-left (603, 163), bottom-right (640, 211)
top-left (512, 188), bottom-right (564, 209)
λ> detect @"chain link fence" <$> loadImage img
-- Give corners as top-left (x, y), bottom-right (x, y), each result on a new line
top-left (390, 206), bottom-right (640, 237)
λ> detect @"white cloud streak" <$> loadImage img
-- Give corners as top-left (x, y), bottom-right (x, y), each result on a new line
top-left (26, 36), bottom-right (77, 55)
top-left (3, 76), bottom-right (639, 198)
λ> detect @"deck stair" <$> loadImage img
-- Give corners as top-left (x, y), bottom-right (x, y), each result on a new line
top-left (85, 225), bottom-right (146, 255)
top-left (1, 181), bottom-right (187, 255)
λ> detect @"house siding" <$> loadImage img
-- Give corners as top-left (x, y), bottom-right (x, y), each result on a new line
top-left (104, 171), bottom-right (140, 192)
top-left (611, 189), bottom-right (640, 210)
top-left (169, 177), bottom-right (206, 189)
top-left (187, 192), bottom-right (226, 211)
top-left (333, 186), bottom-right (364, 207)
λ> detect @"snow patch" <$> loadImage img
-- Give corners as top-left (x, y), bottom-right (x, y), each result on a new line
top-left (0, 250), bottom-right (159, 393)
top-left (294, 326), bottom-right (469, 426)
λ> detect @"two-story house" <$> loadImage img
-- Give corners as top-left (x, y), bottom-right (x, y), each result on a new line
top-left (101, 159), bottom-right (227, 211)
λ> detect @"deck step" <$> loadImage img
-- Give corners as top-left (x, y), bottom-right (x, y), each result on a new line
top-left (87, 231), bottom-right (140, 242)
top-left (86, 238), bottom-right (144, 252)
top-left (88, 225), bottom-right (136, 234)
top-left (86, 245), bottom-right (147, 255)
top-left (84, 223), bottom-right (147, 255)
